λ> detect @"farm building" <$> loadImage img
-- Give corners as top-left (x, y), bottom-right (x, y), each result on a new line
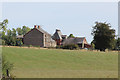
top-left (52, 29), bottom-right (91, 48)
top-left (62, 37), bottom-right (91, 48)
top-left (52, 29), bottom-right (67, 45)
top-left (19, 26), bottom-right (90, 48)
top-left (23, 25), bottom-right (56, 47)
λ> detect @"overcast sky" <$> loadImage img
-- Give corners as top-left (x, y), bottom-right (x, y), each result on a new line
top-left (1, 2), bottom-right (118, 43)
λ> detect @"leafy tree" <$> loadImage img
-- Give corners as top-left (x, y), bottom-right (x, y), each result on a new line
top-left (7, 29), bottom-right (12, 37)
top-left (91, 22), bottom-right (115, 51)
top-left (12, 28), bottom-right (16, 37)
top-left (116, 38), bottom-right (120, 50)
top-left (4, 29), bottom-right (16, 46)
top-left (0, 19), bottom-right (8, 40)
top-left (0, 19), bottom-right (8, 32)
top-left (68, 34), bottom-right (75, 38)
top-left (16, 26), bottom-right (30, 35)
top-left (16, 28), bottom-right (22, 35)
top-left (0, 19), bottom-right (31, 46)
top-left (22, 26), bottom-right (30, 35)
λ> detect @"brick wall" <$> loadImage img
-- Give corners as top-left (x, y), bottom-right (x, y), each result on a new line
top-left (23, 29), bottom-right (44, 47)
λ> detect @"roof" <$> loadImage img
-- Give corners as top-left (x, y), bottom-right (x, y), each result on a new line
top-left (37, 27), bottom-right (51, 36)
top-left (23, 26), bottom-right (51, 38)
top-left (52, 29), bottom-right (62, 40)
top-left (62, 37), bottom-right (88, 45)
top-left (61, 35), bottom-right (67, 38)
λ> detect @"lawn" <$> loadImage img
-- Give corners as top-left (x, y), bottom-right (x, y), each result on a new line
top-left (2, 46), bottom-right (118, 78)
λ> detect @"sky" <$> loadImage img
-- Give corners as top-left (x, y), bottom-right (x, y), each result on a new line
top-left (118, 2), bottom-right (120, 38)
top-left (0, 0), bottom-right (119, 2)
top-left (1, 2), bottom-right (118, 43)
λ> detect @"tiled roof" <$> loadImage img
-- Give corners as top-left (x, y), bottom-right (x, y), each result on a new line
top-left (62, 37), bottom-right (87, 45)
top-left (37, 27), bottom-right (51, 36)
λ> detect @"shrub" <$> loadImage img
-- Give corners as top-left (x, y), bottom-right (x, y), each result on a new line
top-left (16, 38), bottom-right (23, 46)
top-left (28, 45), bottom-right (33, 48)
top-left (48, 47), bottom-right (56, 49)
top-left (56, 45), bottom-right (63, 49)
top-left (62, 44), bottom-right (79, 50)
top-left (2, 55), bottom-right (14, 77)
top-left (2, 40), bottom-right (5, 45)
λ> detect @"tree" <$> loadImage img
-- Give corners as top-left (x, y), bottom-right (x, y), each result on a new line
top-left (68, 34), bottom-right (75, 38)
top-left (0, 19), bottom-right (8, 40)
top-left (16, 28), bottom-right (22, 35)
top-left (4, 29), bottom-right (16, 46)
top-left (7, 29), bottom-right (12, 37)
top-left (91, 22), bottom-right (115, 51)
top-left (22, 26), bottom-right (30, 35)
top-left (116, 38), bottom-right (120, 50)
top-left (16, 26), bottom-right (30, 35)
top-left (12, 28), bottom-right (16, 37)
top-left (0, 19), bottom-right (8, 32)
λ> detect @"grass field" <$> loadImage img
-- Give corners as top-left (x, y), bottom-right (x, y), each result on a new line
top-left (2, 46), bottom-right (118, 78)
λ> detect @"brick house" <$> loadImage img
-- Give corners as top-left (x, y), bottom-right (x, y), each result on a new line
top-left (23, 25), bottom-right (56, 47)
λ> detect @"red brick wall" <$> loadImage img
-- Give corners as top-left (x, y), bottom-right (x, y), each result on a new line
top-left (55, 39), bottom-right (62, 45)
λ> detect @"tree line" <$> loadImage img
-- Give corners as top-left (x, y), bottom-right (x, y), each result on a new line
top-left (0, 19), bottom-right (30, 46)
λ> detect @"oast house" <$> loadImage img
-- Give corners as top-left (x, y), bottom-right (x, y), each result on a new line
top-left (17, 25), bottom-right (91, 48)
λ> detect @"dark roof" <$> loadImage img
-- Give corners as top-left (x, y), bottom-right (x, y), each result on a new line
top-left (52, 29), bottom-right (62, 40)
top-left (61, 35), bottom-right (67, 38)
top-left (62, 37), bottom-right (88, 45)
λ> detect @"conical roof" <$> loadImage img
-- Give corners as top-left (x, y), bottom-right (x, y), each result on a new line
top-left (52, 29), bottom-right (62, 40)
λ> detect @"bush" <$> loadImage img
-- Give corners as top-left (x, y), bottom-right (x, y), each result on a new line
top-left (56, 45), bottom-right (63, 49)
top-left (2, 55), bottom-right (14, 77)
top-left (28, 45), bottom-right (33, 48)
top-left (2, 40), bottom-right (5, 45)
top-left (16, 39), bottom-right (23, 46)
top-left (62, 44), bottom-right (79, 50)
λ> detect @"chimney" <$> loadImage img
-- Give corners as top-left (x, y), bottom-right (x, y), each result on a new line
top-left (34, 25), bottom-right (37, 28)
top-left (38, 25), bottom-right (40, 29)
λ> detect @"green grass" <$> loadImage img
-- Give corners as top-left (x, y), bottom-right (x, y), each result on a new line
top-left (2, 47), bottom-right (118, 78)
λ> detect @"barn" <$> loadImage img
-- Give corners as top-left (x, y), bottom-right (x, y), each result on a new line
top-left (52, 29), bottom-right (91, 48)
top-left (62, 37), bottom-right (91, 48)
top-left (23, 25), bottom-right (56, 47)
